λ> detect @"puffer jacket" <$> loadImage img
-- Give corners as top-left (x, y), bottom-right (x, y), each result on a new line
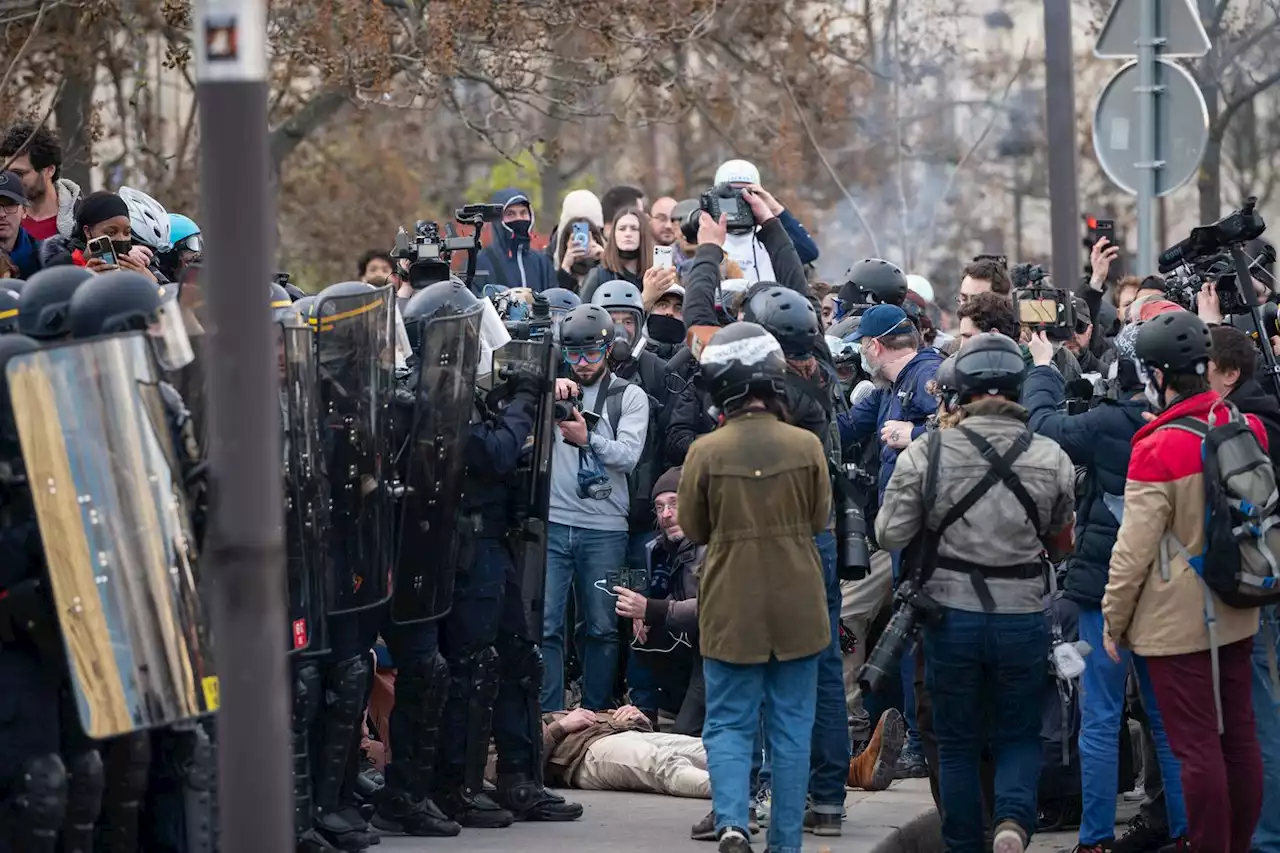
top-left (1103, 390), bottom-right (1264, 656)
top-left (1021, 365), bottom-right (1149, 609)
top-left (875, 397), bottom-right (1076, 614)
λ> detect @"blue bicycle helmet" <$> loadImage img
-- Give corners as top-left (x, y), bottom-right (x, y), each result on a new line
top-left (168, 213), bottom-right (202, 254)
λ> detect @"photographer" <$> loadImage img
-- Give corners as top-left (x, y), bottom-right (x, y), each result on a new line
top-left (876, 332), bottom-right (1076, 853)
top-left (539, 304), bottom-right (650, 714)
top-left (1022, 327), bottom-right (1189, 853)
top-left (1207, 325), bottom-right (1280, 463)
top-left (709, 159), bottom-right (820, 282)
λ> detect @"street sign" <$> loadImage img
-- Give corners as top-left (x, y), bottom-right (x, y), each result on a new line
top-left (1095, 0), bottom-right (1210, 58)
top-left (1093, 58), bottom-right (1208, 197)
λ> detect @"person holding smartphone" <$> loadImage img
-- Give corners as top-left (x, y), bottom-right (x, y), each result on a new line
top-left (554, 216), bottom-right (606, 292)
top-left (38, 191), bottom-right (156, 283)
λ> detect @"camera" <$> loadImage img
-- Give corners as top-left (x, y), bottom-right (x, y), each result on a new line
top-left (699, 183), bottom-right (756, 234)
top-left (392, 204), bottom-right (505, 290)
top-left (503, 292), bottom-right (555, 341)
top-left (1159, 197), bottom-right (1266, 273)
top-left (836, 464), bottom-right (874, 581)
top-left (1012, 265), bottom-right (1075, 342)
top-left (554, 398), bottom-right (579, 422)
top-left (577, 467), bottom-right (612, 501)
top-left (857, 579), bottom-right (942, 696)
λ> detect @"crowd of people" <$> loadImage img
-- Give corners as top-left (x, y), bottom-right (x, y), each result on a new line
top-left (1, 117), bottom-right (1279, 853)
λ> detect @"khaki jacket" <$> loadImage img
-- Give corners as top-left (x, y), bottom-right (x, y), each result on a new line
top-left (541, 711), bottom-right (653, 786)
top-left (1103, 391), bottom-right (1261, 656)
top-left (678, 410), bottom-right (831, 664)
top-left (876, 398), bottom-right (1076, 613)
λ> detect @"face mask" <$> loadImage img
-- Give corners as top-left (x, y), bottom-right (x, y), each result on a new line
top-left (507, 220), bottom-right (531, 243)
top-left (1144, 379), bottom-right (1162, 409)
top-left (860, 348), bottom-right (876, 378)
top-left (646, 313), bottom-right (685, 345)
top-left (618, 248), bottom-right (639, 261)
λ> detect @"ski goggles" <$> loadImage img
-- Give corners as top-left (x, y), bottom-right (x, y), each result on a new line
top-left (562, 345), bottom-right (607, 365)
top-left (176, 234), bottom-right (202, 254)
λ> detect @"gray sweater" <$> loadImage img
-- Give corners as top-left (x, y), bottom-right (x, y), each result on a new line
top-left (549, 374), bottom-right (649, 532)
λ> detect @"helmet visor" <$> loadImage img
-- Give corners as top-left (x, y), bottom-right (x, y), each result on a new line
top-left (148, 297), bottom-right (195, 370)
top-left (178, 235), bottom-right (202, 254)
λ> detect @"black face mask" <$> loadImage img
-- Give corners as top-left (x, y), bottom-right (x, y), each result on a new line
top-left (618, 248), bottom-right (640, 261)
top-left (507, 220), bottom-right (532, 244)
top-left (646, 312), bottom-right (685, 345)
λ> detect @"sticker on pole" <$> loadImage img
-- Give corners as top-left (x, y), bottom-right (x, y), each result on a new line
top-left (196, 0), bottom-right (266, 83)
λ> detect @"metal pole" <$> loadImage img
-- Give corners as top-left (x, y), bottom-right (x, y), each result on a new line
top-left (195, 2), bottom-right (291, 852)
top-left (1042, 0), bottom-right (1082, 287)
top-left (1135, 0), bottom-right (1162, 275)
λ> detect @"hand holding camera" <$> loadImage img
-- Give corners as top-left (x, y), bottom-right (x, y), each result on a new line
top-left (1028, 330), bottom-right (1055, 367)
top-left (742, 185), bottom-right (780, 223)
top-left (558, 407), bottom-right (589, 447)
top-left (697, 212), bottom-right (728, 248)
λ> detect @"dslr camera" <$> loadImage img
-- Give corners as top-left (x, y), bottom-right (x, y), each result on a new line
top-left (577, 462), bottom-right (612, 501)
top-left (699, 183), bottom-right (756, 234)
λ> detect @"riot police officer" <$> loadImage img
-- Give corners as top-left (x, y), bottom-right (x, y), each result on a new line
top-left (417, 282), bottom-right (584, 826)
top-left (17, 265), bottom-right (93, 341)
top-left (0, 287), bottom-right (19, 335)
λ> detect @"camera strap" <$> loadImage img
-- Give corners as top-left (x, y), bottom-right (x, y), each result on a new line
top-left (578, 374), bottom-right (613, 470)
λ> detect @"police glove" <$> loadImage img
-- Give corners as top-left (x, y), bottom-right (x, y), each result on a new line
top-left (507, 367), bottom-right (546, 399)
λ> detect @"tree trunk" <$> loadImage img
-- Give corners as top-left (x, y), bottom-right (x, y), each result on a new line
top-left (54, 63), bottom-right (94, 190)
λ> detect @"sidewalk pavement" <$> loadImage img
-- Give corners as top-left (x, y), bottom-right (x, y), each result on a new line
top-left (378, 779), bottom-right (942, 853)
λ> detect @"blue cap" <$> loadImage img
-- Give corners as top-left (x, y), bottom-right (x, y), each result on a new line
top-left (849, 304), bottom-right (910, 341)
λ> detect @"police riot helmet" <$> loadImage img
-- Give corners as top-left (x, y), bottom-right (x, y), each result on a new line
top-left (542, 287), bottom-right (582, 313)
top-left (18, 266), bottom-right (93, 340)
top-left (841, 258), bottom-right (908, 308)
top-left (403, 279), bottom-right (478, 323)
top-left (68, 270), bottom-right (194, 369)
top-left (0, 288), bottom-right (20, 335)
top-left (290, 296), bottom-right (317, 325)
top-left (1134, 309), bottom-right (1211, 376)
top-left (559, 304), bottom-right (614, 350)
top-left (269, 282), bottom-right (294, 324)
top-left (699, 322), bottom-right (787, 413)
top-left (0, 334), bottom-right (42, 446)
top-left (744, 286), bottom-right (820, 358)
top-left (953, 333), bottom-right (1026, 404)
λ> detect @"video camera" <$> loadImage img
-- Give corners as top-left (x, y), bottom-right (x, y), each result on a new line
top-left (699, 183), bottom-right (756, 234)
top-left (392, 203), bottom-right (505, 290)
top-left (1159, 198), bottom-right (1266, 274)
top-left (1012, 264), bottom-right (1076, 342)
top-left (502, 292), bottom-right (555, 342)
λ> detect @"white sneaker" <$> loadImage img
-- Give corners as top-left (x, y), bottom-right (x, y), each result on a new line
top-left (752, 788), bottom-right (771, 828)
top-left (717, 827), bottom-right (752, 853)
top-left (993, 824), bottom-right (1026, 853)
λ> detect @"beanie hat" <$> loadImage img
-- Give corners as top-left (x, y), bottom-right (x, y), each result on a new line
top-left (651, 466), bottom-right (682, 502)
top-left (75, 191), bottom-right (130, 234)
top-left (559, 189), bottom-right (604, 233)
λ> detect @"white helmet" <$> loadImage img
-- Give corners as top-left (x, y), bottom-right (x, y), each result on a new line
top-left (714, 159), bottom-right (760, 187)
top-left (118, 186), bottom-right (172, 252)
top-left (906, 274), bottom-right (935, 304)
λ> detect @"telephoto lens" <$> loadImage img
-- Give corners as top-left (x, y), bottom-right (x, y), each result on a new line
top-left (837, 494), bottom-right (870, 580)
top-left (857, 598), bottom-right (921, 696)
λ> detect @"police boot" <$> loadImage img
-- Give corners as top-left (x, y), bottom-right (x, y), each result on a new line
top-left (372, 653), bottom-right (459, 837)
top-left (313, 655), bottom-right (376, 852)
top-left (293, 662), bottom-right (337, 853)
top-left (58, 749), bottom-right (103, 853)
top-left (96, 733), bottom-right (150, 853)
top-left (339, 728), bottom-right (379, 846)
top-left (161, 722), bottom-right (217, 853)
top-left (494, 771), bottom-right (583, 822)
top-left (434, 646), bottom-right (513, 829)
top-left (3, 754), bottom-right (66, 853)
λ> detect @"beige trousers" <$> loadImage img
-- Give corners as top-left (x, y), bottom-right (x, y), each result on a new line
top-left (840, 547), bottom-right (894, 739)
top-left (572, 730), bottom-right (711, 798)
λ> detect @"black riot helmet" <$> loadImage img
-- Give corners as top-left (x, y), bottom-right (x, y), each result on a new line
top-left (17, 265), bottom-right (93, 340)
top-left (402, 279), bottom-right (479, 355)
top-left (559, 304), bottom-right (615, 350)
top-left (0, 288), bottom-right (20, 334)
top-left (68, 271), bottom-right (195, 369)
top-left (698, 322), bottom-right (788, 414)
top-left (542, 287), bottom-right (582, 314)
top-left (1135, 310), bottom-right (1211, 377)
top-left (953, 333), bottom-right (1026, 404)
top-left (0, 333), bottom-right (42, 447)
top-left (290, 295), bottom-right (317, 326)
top-left (269, 282), bottom-right (294, 324)
top-left (744, 286), bottom-right (820, 358)
top-left (839, 259), bottom-right (908, 311)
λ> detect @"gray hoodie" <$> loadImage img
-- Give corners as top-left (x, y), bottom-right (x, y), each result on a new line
top-left (549, 373), bottom-right (649, 532)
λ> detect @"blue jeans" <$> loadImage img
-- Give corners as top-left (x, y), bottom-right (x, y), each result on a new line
top-left (810, 530), bottom-right (851, 808)
top-left (1252, 610), bottom-right (1280, 853)
top-left (1078, 608), bottom-right (1188, 844)
top-left (540, 522), bottom-right (628, 711)
top-left (924, 608), bottom-right (1048, 853)
top-left (705, 654), bottom-right (819, 853)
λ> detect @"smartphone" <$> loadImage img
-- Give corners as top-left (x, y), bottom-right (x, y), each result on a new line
top-left (1093, 218), bottom-right (1115, 246)
top-left (87, 236), bottom-right (118, 267)
top-left (653, 245), bottom-right (674, 270)
top-left (606, 567), bottom-right (649, 593)
top-left (571, 221), bottom-right (591, 250)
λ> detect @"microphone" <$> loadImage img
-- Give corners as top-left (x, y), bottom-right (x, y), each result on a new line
top-left (1158, 238), bottom-right (1194, 273)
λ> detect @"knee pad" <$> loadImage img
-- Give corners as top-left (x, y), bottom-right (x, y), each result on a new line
top-left (5, 753), bottom-right (67, 844)
top-left (497, 634), bottom-right (543, 695)
top-left (60, 749), bottom-right (104, 849)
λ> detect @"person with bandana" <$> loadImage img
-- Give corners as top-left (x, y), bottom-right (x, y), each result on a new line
top-left (475, 188), bottom-right (557, 293)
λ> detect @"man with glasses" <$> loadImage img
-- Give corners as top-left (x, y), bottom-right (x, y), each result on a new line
top-left (955, 257), bottom-right (1014, 307)
top-left (0, 171), bottom-right (40, 279)
top-left (539, 303), bottom-right (650, 714)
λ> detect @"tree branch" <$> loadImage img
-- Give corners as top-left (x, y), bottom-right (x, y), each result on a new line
top-left (1214, 68), bottom-right (1280, 139)
top-left (268, 87), bottom-right (351, 169)
top-left (0, 0), bottom-right (46, 104)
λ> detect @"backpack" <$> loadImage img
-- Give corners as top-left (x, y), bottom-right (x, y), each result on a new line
top-left (1158, 402), bottom-right (1280, 609)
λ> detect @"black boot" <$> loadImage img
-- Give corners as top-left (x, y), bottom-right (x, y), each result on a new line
top-left (292, 662), bottom-right (336, 853)
top-left (494, 771), bottom-right (583, 822)
top-left (97, 733), bottom-right (150, 853)
top-left (313, 656), bottom-right (376, 852)
top-left (433, 646), bottom-right (512, 829)
top-left (58, 750), bottom-right (103, 853)
top-left (433, 787), bottom-right (514, 829)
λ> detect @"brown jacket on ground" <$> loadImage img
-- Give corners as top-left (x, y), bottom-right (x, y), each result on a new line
top-left (540, 711), bottom-right (654, 786)
top-left (1103, 391), bottom-right (1262, 656)
top-left (678, 409), bottom-right (832, 664)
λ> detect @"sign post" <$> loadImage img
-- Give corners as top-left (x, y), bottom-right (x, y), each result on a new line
top-left (1093, 0), bottom-right (1211, 275)
top-left (195, 1), bottom-right (292, 851)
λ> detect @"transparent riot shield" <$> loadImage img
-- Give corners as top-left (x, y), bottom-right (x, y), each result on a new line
top-left (489, 337), bottom-right (558, 642)
top-left (5, 333), bottom-right (217, 739)
top-left (282, 324), bottom-right (331, 654)
top-left (391, 306), bottom-right (483, 624)
top-left (312, 287), bottom-right (396, 614)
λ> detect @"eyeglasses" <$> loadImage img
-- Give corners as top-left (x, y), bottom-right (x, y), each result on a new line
top-left (563, 346), bottom-right (607, 365)
top-left (0, 201), bottom-right (22, 214)
top-left (654, 500), bottom-right (678, 515)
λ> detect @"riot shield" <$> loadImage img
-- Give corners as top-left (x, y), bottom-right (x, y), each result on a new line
top-left (312, 287), bottom-right (396, 614)
top-left (5, 333), bottom-right (217, 739)
top-left (490, 337), bottom-right (558, 642)
top-left (391, 306), bottom-right (483, 624)
top-left (282, 324), bottom-right (331, 654)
